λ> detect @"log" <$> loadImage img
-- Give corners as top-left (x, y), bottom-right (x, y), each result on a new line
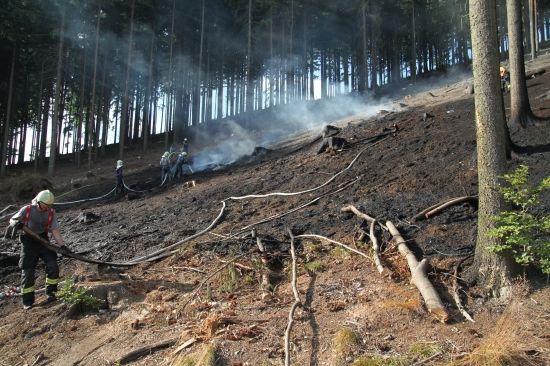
top-left (386, 221), bottom-right (449, 323)
top-left (117, 338), bottom-right (177, 364)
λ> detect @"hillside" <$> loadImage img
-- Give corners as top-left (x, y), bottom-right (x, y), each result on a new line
top-left (1, 55), bottom-right (550, 366)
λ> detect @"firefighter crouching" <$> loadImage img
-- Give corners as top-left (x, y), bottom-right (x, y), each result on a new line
top-left (8, 190), bottom-right (68, 310)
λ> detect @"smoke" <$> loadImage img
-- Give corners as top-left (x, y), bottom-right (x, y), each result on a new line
top-left (190, 93), bottom-right (394, 172)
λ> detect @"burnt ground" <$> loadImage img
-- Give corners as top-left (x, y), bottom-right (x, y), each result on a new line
top-left (1, 54), bottom-right (550, 366)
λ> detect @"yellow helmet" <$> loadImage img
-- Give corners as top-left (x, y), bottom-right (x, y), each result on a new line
top-left (34, 190), bottom-right (55, 205)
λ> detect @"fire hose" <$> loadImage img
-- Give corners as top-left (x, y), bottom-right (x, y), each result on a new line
top-left (6, 226), bottom-right (136, 267)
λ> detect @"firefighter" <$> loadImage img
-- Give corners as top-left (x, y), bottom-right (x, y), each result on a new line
top-left (160, 152), bottom-right (171, 182)
top-left (500, 66), bottom-right (510, 93)
top-left (8, 190), bottom-right (67, 310)
top-left (181, 138), bottom-right (189, 154)
top-left (115, 160), bottom-right (125, 196)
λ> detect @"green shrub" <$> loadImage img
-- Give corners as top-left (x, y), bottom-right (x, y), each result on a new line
top-left (57, 279), bottom-right (103, 310)
top-left (489, 165), bottom-right (550, 275)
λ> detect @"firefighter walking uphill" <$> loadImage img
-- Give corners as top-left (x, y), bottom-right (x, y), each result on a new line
top-left (8, 190), bottom-right (68, 310)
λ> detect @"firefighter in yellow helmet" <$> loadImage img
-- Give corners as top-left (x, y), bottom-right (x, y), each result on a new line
top-left (8, 190), bottom-right (68, 310)
top-left (500, 65), bottom-right (510, 93)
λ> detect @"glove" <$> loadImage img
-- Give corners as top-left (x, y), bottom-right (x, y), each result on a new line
top-left (10, 221), bottom-right (23, 230)
top-left (59, 246), bottom-right (74, 257)
top-left (4, 226), bottom-right (16, 240)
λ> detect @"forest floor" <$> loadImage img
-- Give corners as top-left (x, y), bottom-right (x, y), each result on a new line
top-left (1, 54), bottom-right (550, 366)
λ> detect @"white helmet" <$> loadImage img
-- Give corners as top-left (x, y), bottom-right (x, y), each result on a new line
top-left (116, 160), bottom-right (124, 168)
top-left (34, 190), bottom-right (55, 205)
top-left (181, 152), bottom-right (188, 157)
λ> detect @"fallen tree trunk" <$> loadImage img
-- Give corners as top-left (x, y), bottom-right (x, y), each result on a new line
top-left (386, 221), bottom-right (449, 323)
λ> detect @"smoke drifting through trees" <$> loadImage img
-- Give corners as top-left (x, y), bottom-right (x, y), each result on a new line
top-left (0, 0), bottom-right (549, 175)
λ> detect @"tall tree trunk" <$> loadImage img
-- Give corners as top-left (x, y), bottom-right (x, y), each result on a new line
top-left (165, 0), bottom-right (175, 149)
top-left (245, 0), bottom-right (253, 124)
top-left (39, 87), bottom-right (51, 168)
top-left (411, 0), bottom-right (417, 81)
top-left (143, 28), bottom-right (155, 151)
top-left (88, 4), bottom-right (101, 170)
top-left (118, 0), bottom-right (135, 160)
top-left (76, 50), bottom-right (87, 168)
top-left (529, 0), bottom-right (537, 59)
top-left (507, 0), bottom-right (539, 128)
top-left (34, 61), bottom-right (45, 172)
top-left (0, 42), bottom-right (16, 177)
top-left (360, 0), bottom-right (368, 93)
top-left (193, 0), bottom-right (205, 126)
top-left (469, 0), bottom-right (516, 297)
top-left (48, 7), bottom-right (66, 177)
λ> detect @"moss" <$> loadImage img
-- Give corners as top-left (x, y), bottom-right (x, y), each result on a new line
top-left (332, 328), bottom-right (359, 365)
top-left (197, 343), bottom-right (218, 366)
top-left (304, 260), bottom-right (324, 273)
top-left (173, 357), bottom-right (195, 366)
top-left (331, 247), bottom-right (351, 259)
top-left (409, 341), bottom-right (441, 358)
top-left (351, 355), bottom-right (409, 366)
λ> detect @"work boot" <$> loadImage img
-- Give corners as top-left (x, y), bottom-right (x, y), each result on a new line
top-left (45, 294), bottom-right (56, 304)
top-left (23, 304), bottom-right (32, 310)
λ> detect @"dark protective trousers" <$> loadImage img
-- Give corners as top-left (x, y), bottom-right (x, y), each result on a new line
top-left (19, 233), bottom-right (59, 306)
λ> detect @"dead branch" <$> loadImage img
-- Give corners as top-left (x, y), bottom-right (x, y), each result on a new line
top-left (229, 136), bottom-right (386, 201)
top-left (340, 205), bottom-right (389, 274)
top-left (252, 230), bottom-right (274, 301)
top-left (341, 204), bottom-right (388, 231)
top-left (369, 220), bottom-right (387, 275)
top-left (386, 221), bottom-right (449, 323)
top-left (116, 338), bottom-right (177, 364)
top-left (236, 177), bottom-right (360, 233)
top-left (453, 255), bottom-right (475, 323)
top-left (295, 234), bottom-right (371, 261)
top-left (285, 229), bottom-right (302, 366)
top-left (412, 196), bottom-right (477, 221)
top-left (216, 257), bottom-right (256, 272)
top-left (425, 196), bottom-right (478, 219)
top-left (180, 253), bottom-right (248, 311)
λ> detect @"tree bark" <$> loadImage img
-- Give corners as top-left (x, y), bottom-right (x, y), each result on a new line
top-left (507, 0), bottom-right (539, 128)
top-left (469, 0), bottom-right (516, 297)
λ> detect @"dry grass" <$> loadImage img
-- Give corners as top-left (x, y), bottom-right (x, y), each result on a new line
top-left (377, 285), bottom-right (422, 312)
top-left (447, 301), bottom-right (539, 366)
